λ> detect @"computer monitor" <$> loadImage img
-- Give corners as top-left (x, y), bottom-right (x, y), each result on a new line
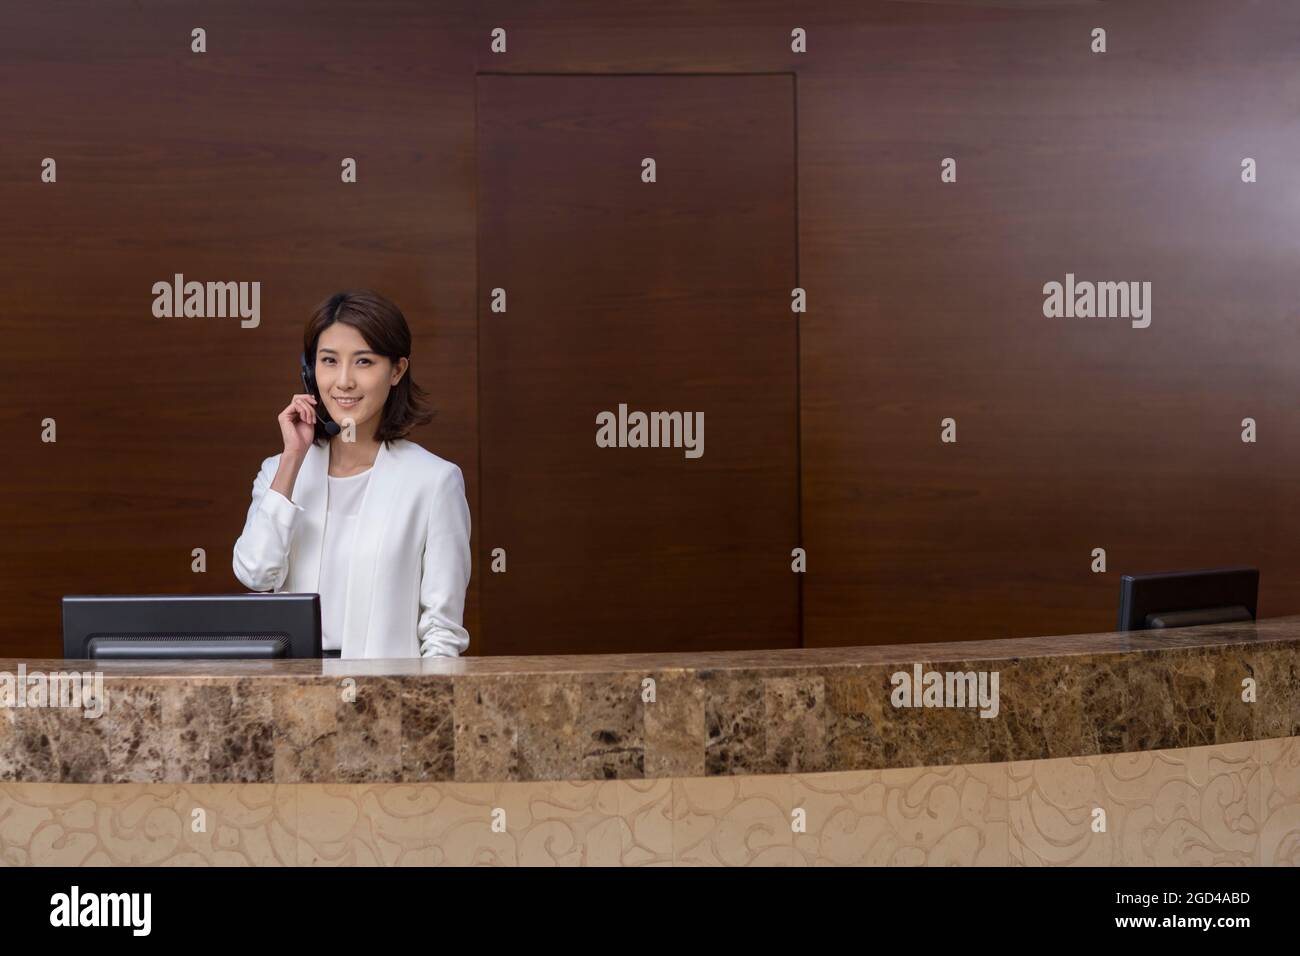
top-left (1117, 566), bottom-right (1258, 631)
top-left (62, 593), bottom-right (322, 659)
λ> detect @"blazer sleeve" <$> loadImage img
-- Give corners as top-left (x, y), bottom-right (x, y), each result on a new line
top-left (232, 455), bottom-right (305, 592)
top-left (417, 464), bottom-right (472, 657)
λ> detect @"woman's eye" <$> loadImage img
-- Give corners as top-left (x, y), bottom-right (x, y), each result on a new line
top-left (357, 359), bottom-right (372, 366)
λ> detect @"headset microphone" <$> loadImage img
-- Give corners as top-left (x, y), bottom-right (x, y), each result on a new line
top-left (300, 294), bottom-right (346, 437)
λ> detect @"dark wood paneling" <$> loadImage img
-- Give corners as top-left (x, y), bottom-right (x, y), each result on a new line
top-left (797, 0), bottom-right (1300, 644)
top-left (477, 74), bottom-right (800, 654)
top-left (3, 0), bottom-right (1298, 656)
top-left (0, 1), bottom-right (481, 657)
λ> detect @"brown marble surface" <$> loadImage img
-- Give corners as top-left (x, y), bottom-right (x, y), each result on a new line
top-left (2, 616), bottom-right (1298, 784)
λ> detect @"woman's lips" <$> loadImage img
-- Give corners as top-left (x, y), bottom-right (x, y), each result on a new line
top-left (333, 397), bottom-right (361, 409)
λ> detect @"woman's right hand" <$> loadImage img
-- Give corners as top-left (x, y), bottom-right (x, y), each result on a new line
top-left (278, 394), bottom-right (318, 459)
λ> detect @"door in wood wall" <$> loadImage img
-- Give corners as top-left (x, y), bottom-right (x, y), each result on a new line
top-left (477, 74), bottom-right (799, 654)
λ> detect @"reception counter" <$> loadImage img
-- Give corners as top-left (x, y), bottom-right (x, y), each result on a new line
top-left (1, 616), bottom-right (1298, 864)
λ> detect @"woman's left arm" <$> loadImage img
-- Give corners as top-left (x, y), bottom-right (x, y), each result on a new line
top-left (417, 464), bottom-right (472, 657)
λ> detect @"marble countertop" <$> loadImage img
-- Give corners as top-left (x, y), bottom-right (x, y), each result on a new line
top-left (3, 616), bottom-right (1298, 784)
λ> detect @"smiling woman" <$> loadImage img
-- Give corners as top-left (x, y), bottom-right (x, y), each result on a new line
top-left (231, 290), bottom-right (472, 659)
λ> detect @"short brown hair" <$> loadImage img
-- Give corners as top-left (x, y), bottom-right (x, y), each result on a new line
top-left (303, 290), bottom-right (435, 447)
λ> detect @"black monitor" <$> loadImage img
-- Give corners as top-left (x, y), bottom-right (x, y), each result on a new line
top-left (62, 593), bottom-right (322, 660)
top-left (1117, 566), bottom-right (1259, 631)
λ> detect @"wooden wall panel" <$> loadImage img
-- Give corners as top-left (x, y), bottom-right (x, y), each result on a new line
top-left (2, 0), bottom-right (1297, 656)
top-left (0, 1), bottom-right (481, 657)
top-left (477, 74), bottom-right (800, 654)
top-left (797, 0), bottom-right (1300, 644)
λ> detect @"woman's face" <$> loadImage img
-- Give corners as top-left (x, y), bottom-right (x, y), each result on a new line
top-left (314, 322), bottom-right (408, 437)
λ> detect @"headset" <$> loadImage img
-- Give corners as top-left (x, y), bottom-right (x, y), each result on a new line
top-left (299, 293), bottom-right (345, 437)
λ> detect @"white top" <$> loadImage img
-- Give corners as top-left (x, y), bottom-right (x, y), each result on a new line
top-left (319, 468), bottom-right (372, 650)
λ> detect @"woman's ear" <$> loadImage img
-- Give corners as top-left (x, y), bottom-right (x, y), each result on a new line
top-left (391, 356), bottom-right (409, 385)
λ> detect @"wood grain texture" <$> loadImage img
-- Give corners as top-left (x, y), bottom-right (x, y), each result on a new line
top-left (2, 1), bottom-right (1298, 656)
top-left (477, 73), bottom-right (800, 654)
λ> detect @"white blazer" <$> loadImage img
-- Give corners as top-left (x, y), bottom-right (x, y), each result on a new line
top-left (232, 438), bottom-right (471, 658)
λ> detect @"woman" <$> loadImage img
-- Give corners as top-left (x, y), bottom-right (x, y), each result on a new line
top-left (232, 290), bottom-right (471, 659)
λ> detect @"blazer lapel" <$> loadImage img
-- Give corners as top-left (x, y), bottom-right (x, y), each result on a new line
top-left (293, 441), bottom-right (329, 593)
top-left (341, 439), bottom-right (398, 658)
